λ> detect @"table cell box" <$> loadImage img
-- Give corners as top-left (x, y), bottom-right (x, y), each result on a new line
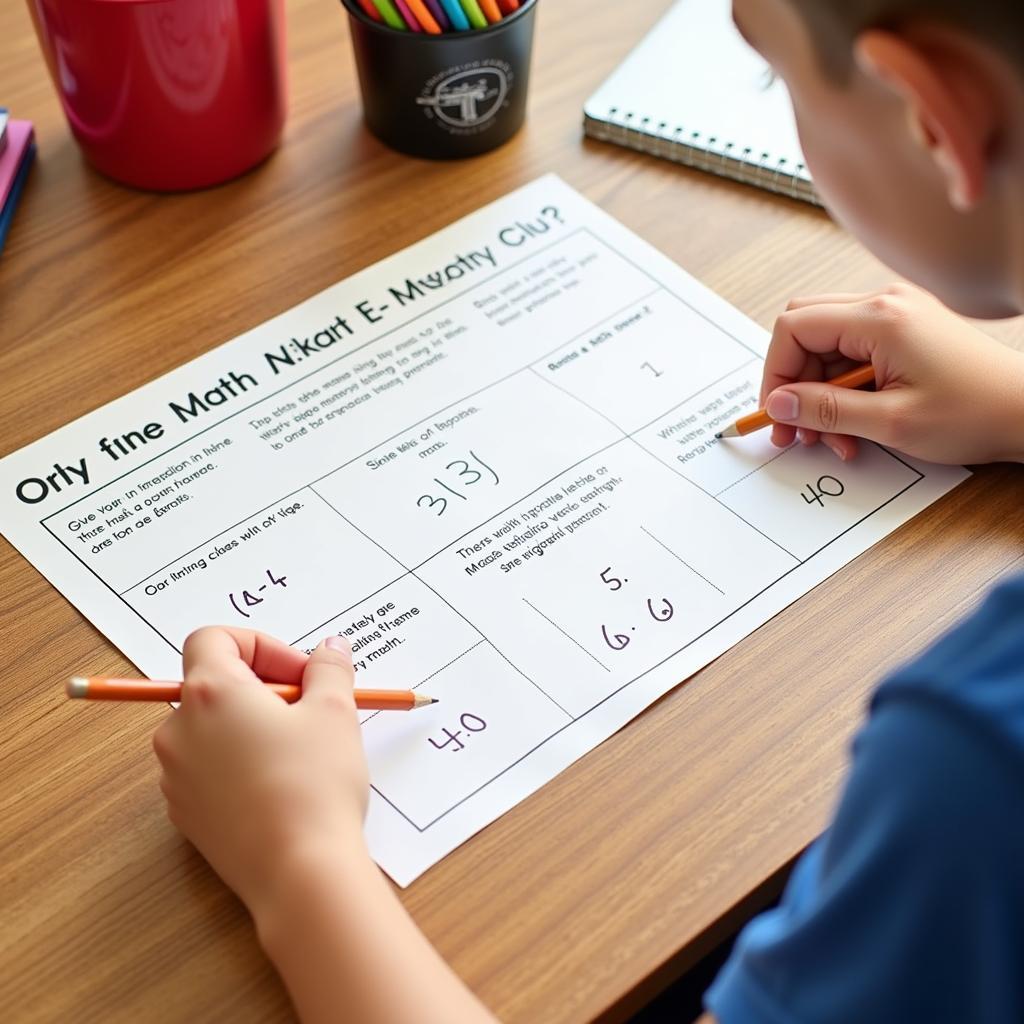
top-left (531, 289), bottom-right (755, 433)
top-left (123, 490), bottom-right (404, 649)
top-left (362, 642), bottom-right (569, 830)
top-left (636, 365), bottom-right (775, 494)
top-left (716, 443), bottom-right (923, 560)
top-left (314, 371), bottom-right (620, 568)
top-left (291, 574), bottom-right (482, 723)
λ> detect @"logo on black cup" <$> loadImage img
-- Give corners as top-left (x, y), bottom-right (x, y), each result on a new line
top-left (417, 62), bottom-right (513, 135)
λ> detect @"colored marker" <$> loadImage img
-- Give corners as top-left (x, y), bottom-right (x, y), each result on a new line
top-left (370, 0), bottom-right (406, 29)
top-left (440, 0), bottom-right (471, 30)
top-left (479, 0), bottom-right (503, 22)
top-left (393, 0), bottom-right (423, 30)
top-left (356, 0), bottom-right (383, 19)
top-left (406, 0), bottom-right (442, 32)
top-left (458, 0), bottom-right (488, 29)
top-left (422, 0), bottom-right (451, 30)
top-left (498, 0), bottom-right (519, 11)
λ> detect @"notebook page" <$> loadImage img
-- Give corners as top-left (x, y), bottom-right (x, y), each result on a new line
top-left (585, 0), bottom-right (808, 183)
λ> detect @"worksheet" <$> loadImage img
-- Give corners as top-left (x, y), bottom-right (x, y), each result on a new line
top-left (0, 176), bottom-right (968, 885)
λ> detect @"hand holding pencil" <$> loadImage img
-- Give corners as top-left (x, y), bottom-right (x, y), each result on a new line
top-left (148, 627), bottom-right (374, 912)
top-left (723, 285), bottom-right (1024, 466)
top-left (716, 363), bottom-right (875, 441)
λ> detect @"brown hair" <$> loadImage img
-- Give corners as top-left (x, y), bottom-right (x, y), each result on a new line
top-left (784, 1), bottom-right (1024, 77)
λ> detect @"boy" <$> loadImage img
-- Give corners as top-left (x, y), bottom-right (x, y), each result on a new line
top-left (152, 1), bottom-right (1024, 1021)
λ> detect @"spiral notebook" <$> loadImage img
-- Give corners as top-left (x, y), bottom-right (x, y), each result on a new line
top-left (584, 0), bottom-right (818, 206)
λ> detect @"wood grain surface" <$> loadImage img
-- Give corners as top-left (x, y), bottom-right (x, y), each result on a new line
top-left (2, 1), bottom-right (1023, 1022)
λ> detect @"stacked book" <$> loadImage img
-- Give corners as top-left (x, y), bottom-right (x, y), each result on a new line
top-left (0, 110), bottom-right (36, 253)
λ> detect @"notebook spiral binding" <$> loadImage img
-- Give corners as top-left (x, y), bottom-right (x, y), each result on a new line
top-left (584, 106), bottom-right (820, 207)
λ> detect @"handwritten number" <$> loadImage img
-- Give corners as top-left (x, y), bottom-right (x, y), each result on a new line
top-left (418, 493), bottom-right (448, 517)
top-left (428, 728), bottom-right (464, 752)
top-left (469, 450), bottom-right (500, 486)
top-left (647, 597), bottom-right (674, 622)
top-left (227, 568), bottom-right (287, 618)
top-left (416, 451), bottom-right (500, 516)
top-left (429, 714), bottom-right (486, 753)
top-left (435, 479), bottom-right (468, 502)
top-left (446, 459), bottom-right (482, 485)
top-left (801, 475), bottom-right (845, 507)
top-left (601, 623), bottom-right (631, 651)
top-left (600, 567), bottom-right (624, 591)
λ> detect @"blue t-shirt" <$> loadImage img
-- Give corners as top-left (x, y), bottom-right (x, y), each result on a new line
top-left (706, 572), bottom-right (1024, 1024)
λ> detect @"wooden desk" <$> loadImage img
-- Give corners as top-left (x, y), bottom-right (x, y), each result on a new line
top-left (2, 1), bottom-right (1023, 1021)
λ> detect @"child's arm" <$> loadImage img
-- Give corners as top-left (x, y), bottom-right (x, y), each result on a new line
top-left (758, 282), bottom-right (1024, 463)
top-left (152, 626), bottom-right (496, 1024)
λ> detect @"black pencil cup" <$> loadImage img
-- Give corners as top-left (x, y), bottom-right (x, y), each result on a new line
top-left (339, 0), bottom-right (538, 159)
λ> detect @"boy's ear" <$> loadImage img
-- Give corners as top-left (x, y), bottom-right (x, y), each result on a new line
top-left (854, 28), bottom-right (998, 212)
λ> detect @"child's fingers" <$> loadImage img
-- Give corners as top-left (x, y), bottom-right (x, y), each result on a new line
top-left (784, 292), bottom-right (874, 311)
top-left (765, 380), bottom-right (905, 443)
top-left (182, 627), bottom-right (260, 697)
top-left (301, 637), bottom-right (356, 708)
top-left (182, 626), bottom-right (306, 693)
top-left (771, 364), bottom-right (837, 450)
top-left (761, 347), bottom-right (824, 407)
top-left (240, 630), bottom-right (309, 682)
top-left (762, 303), bottom-right (880, 403)
top-left (819, 432), bottom-right (860, 462)
top-left (791, 355), bottom-right (837, 445)
top-left (763, 354), bottom-right (864, 444)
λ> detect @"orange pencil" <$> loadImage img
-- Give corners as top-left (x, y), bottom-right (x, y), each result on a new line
top-left (715, 363), bottom-right (875, 439)
top-left (66, 677), bottom-right (437, 711)
top-left (479, 0), bottom-right (503, 22)
top-left (404, 0), bottom-right (442, 32)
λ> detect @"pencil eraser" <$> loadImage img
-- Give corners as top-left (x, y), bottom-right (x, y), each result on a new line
top-left (66, 676), bottom-right (88, 698)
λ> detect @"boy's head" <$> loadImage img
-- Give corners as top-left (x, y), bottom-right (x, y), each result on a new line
top-left (731, 0), bottom-right (1024, 318)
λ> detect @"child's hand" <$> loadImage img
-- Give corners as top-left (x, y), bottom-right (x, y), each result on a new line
top-left (155, 630), bottom-right (496, 1024)
top-left (760, 283), bottom-right (1024, 464)
top-left (152, 628), bottom-right (368, 917)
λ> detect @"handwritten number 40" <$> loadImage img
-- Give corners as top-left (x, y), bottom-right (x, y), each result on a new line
top-left (428, 713), bottom-right (487, 753)
top-left (802, 475), bottom-right (845, 507)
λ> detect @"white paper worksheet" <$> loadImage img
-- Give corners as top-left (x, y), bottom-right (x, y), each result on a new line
top-left (0, 177), bottom-right (968, 885)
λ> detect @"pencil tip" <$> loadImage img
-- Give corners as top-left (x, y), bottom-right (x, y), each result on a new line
top-left (716, 424), bottom-right (740, 439)
top-left (429, 698), bottom-right (439, 704)
top-left (66, 677), bottom-right (88, 699)
top-left (714, 432), bottom-right (723, 439)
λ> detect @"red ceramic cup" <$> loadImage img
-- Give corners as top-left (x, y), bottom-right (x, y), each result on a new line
top-left (27, 0), bottom-right (287, 191)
